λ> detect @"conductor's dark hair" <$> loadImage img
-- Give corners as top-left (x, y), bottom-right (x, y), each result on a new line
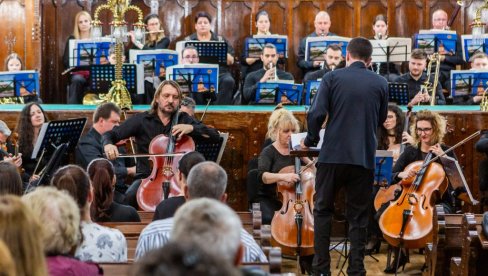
top-left (195, 11), bottom-right (212, 23)
top-left (346, 37), bottom-right (373, 61)
top-left (93, 102), bottom-right (121, 122)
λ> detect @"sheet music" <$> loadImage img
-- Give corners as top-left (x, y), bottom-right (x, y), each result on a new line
top-left (291, 129), bottom-right (325, 150)
top-left (166, 63), bottom-right (220, 94)
top-left (370, 37), bottom-right (412, 63)
top-left (450, 69), bottom-right (488, 97)
top-left (419, 29), bottom-right (457, 35)
top-left (69, 38), bottom-right (114, 67)
top-left (129, 49), bottom-right (178, 64)
top-left (461, 34), bottom-right (488, 61)
top-left (305, 36), bottom-right (351, 61)
top-left (32, 122), bottom-right (49, 159)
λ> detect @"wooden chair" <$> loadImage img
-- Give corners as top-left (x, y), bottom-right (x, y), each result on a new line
top-left (136, 211), bottom-right (154, 224)
top-left (98, 262), bottom-right (132, 276)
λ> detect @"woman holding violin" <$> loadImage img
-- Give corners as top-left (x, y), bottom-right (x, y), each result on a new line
top-left (380, 109), bottom-right (456, 273)
top-left (103, 80), bottom-right (220, 209)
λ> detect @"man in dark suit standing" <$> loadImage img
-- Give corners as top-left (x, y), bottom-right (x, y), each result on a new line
top-left (302, 37), bottom-right (388, 276)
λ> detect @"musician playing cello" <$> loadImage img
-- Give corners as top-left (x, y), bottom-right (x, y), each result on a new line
top-left (103, 80), bottom-right (220, 208)
top-left (382, 109), bottom-right (457, 273)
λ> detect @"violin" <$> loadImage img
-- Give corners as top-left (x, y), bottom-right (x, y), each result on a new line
top-left (136, 110), bottom-right (195, 211)
top-left (271, 157), bottom-right (316, 256)
top-left (379, 151), bottom-right (447, 249)
top-left (9, 133), bottom-right (24, 174)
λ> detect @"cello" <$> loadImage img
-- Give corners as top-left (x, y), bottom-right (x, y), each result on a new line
top-left (271, 157), bottom-right (316, 257)
top-left (136, 109), bottom-right (195, 211)
top-left (379, 131), bottom-right (481, 248)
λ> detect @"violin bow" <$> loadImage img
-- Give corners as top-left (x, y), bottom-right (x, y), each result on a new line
top-left (200, 98), bottom-right (212, 122)
top-left (421, 130), bottom-right (481, 169)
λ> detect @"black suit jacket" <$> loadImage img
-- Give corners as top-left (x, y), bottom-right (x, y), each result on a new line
top-left (304, 61), bottom-right (388, 170)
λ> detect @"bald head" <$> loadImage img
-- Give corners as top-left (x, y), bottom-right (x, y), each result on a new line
top-left (314, 11), bottom-right (331, 36)
top-left (432, 9), bottom-right (448, 30)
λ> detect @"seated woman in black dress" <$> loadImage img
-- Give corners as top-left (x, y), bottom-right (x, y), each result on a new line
top-left (257, 107), bottom-right (313, 224)
top-left (87, 158), bottom-right (140, 222)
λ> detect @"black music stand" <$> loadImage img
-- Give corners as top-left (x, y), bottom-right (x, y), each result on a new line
top-left (90, 64), bottom-right (138, 95)
top-left (440, 155), bottom-right (479, 206)
top-left (182, 41), bottom-right (228, 65)
top-left (195, 133), bottom-right (228, 164)
top-left (388, 82), bottom-right (410, 105)
top-left (370, 38), bottom-right (410, 80)
top-left (244, 36), bottom-right (288, 58)
top-left (31, 118), bottom-right (87, 186)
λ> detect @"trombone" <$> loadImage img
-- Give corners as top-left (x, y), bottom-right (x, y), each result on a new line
top-left (420, 53), bottom-right (441, 106)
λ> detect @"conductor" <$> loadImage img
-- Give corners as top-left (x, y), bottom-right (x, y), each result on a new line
top-left (301, 37), bottom-right (388, 275)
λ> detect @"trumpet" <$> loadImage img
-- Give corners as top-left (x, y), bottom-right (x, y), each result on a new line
top-left (267, 62), bottom-right (278, 81)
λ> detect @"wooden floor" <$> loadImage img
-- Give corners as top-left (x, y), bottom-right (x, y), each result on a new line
top-left (281, 242), bottom-right (425, 275)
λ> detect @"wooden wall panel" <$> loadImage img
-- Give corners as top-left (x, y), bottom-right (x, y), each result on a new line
top-left (0, 0), bottom-right (26, 68)
top-left (393, 1), bottom-right (423, 37)
top-left (328, 0), bottom-right (355, 37)
top-left (359, 0), bottom-right (387, 38)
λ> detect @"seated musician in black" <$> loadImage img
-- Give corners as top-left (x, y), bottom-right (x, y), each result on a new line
top-left (184, 11), bottom-right (236, 105)
top-left (394, 49), bottom-right (446, 105)
top-left (453, 52), bottom-right (488, 105)
top-left (383, 109), bottom-right (456, 273)
top-left (242, 43), bottom-right (294, 104)
top-left (302, 43), bottom-right (344, 82)
top-left (153, 151), bottom-right (205, 221)
top-left (75, 103), bottom-right (135, 203)
top-left (103, 80), bottom-right (220, 209)
top-left (0, 120), bottom-right (22, 169)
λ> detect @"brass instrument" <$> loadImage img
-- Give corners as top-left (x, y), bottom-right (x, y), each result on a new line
top-left (267, 62), bottom-right (278, 81)
top-left (420, 53), bottom-right (441, 106)
top-left (481, 87), bottom-right (488, 111)
top-left (0, 97), bottom-right (25, 104)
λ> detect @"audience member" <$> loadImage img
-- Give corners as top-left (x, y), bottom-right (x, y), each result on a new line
top-left (88, 158), bottom-right (140, 222)
top-left (50, 165), bottom-right (128, 263)
top-left (0, 195), bottom-right (47, 276)
top-left (0, 239), bottom-right (15, 276)
top-left (0, 162), bottom-right (23, 195)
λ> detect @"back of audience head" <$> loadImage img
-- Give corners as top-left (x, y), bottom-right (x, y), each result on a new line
top-left (50, 164), bottom-right (91, 213)
top-left (0, 195), bottom-right (47, 276)
top-left (0, 239), bottom-right (15, 276)
top-left (22, 187), bottom-right (81, 256)
top-left (171, 198), bottom-right (243, 265)
top-left (87, 158), bottom-right (115, 222)
top-left (0, 162), bottom-right (23, 196)
top-left (131, 240), bottom-right (240, 276)
top-left (185, 161), bottom-right (227, 201)
top-left (178, 151), bottom-right (205, 181)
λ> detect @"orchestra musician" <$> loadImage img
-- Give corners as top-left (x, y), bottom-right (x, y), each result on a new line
top-left (14, 102), bottom-right (49, 183)
top-left (431, 9), bottom-right (465, 92)
top-left (180, 97), bottom-right (196, 118)
top-left (129, 13), bottom-right (170, 50)
top-left (75, 103), bottom-right (136, 204)
top-left (302, 37), bottom-right (388, 275)
top-left (102, 80), bottom-right (220, 208)
top-left (383, 109), bottom-right (457, 273)
top-left (0, 120), bottom-right (22, 169)
top-left (453, 52), bottom-right (488, 105)
top-left (242, 43), bottom-right (294, 104)
top-left (302, 43), bottom-right (344, 82)
top-left (62, 11), bottom-right (93, 104)
top-left (394, 49), bottom-right (446, 105)
top-left (4, 53), bottom-right (41, 102)
top-left (241, 10), bottom-right (284, 80)
top-left (297, 11), bottom-right (336, 78)
top-left (370, 14), bottom-right (400, 81)
top-left (184, 11), bottom-right (236, 105)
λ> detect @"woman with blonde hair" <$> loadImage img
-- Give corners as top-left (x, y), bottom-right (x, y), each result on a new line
top-left (257, 107), bottom-right (312, 224)
top-left (0, 195), bottom-right (47, 276)
top-left (62, 10), bottom-right (93, 104)
top-left (0, 239), bottom-right (15, 276)
top-left (23, 187), bottom-right (101, 275)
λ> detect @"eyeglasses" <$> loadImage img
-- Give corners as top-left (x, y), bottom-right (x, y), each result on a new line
top-left (416, 127), bottom-right (433, 134)
top-left (183, 55), bottom-right (198, 60)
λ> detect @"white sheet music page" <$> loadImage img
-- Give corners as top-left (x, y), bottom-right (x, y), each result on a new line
top-left (291, 129), bottom-right (324, 150)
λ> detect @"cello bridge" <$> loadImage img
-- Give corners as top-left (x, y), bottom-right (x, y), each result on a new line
top-left (162, 167), bottom-right (174, 177)
top-left (408, 194), bottom-right (418, 205)
top-left (293, 201), bottom-right (303, 213)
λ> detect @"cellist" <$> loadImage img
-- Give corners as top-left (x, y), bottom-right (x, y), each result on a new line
top-left (257, 106), bottom-right (314, 273)
top-left (103, 80), bottom-right (220, 209)
top-left (382, 109), bottom-right (457, 273)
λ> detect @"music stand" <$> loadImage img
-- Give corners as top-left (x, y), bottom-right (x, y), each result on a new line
top-left (0, 70), bottom-right (40, 102)
top-left (195, 133), bottom-right (228, 164)
top-left (176, 41), bottom-right (228, 65)
top-left (461, 34), bottom-right (488, 62)
top-left (450, 70), bottom-right (488, 98)
top-left (305, 36), bottom-right (351, 62)
top-left (245, 35), bottom-right (288, 58)
top-left (370, 38), bottom-right (411, 79)
top-left (303, 80), bottom-right (321, 105)
top-left (374, 150), bottom-right (394, 188)
top-left (90, 64), bottom-right (138, 95)
top-left (388, 82), bottom-right (410, 105)
top-left (29, 118), bottom-right (86, 186)
top-left (414, 31), bottom-right (457, 56)
top-left (255, 81), bottom-right (303, 105)
top-left (69, 38), bottom-right (113, 67)
top-left (167, 64), bottom-right (219, 104)
top-left (440, 155), bottom-right (479, 206)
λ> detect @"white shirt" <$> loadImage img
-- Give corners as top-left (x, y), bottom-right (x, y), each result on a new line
top-left (75, 221), bottom-right (128, 262)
